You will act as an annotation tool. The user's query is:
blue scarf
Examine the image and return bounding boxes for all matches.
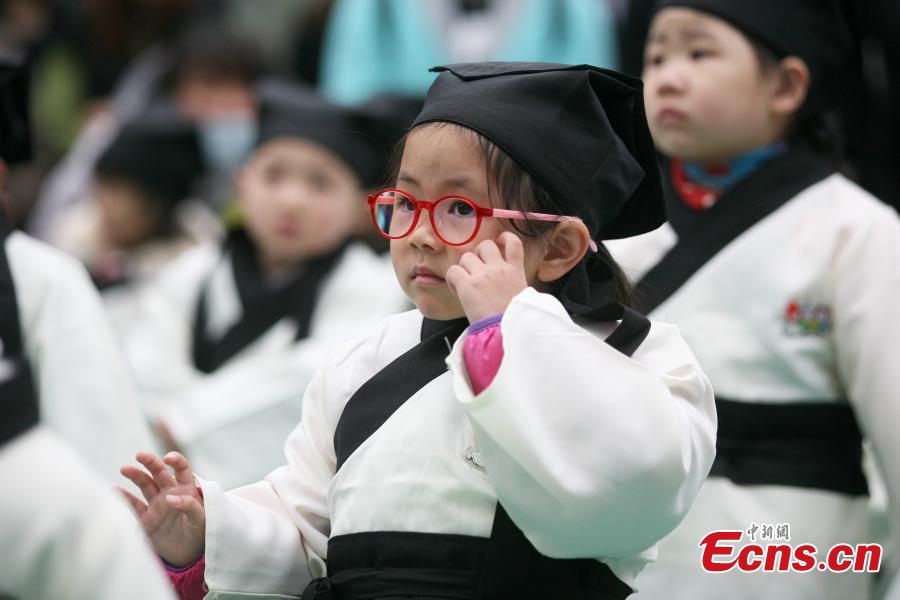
[683,142,788,190]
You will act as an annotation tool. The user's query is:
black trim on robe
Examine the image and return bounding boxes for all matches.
[0,216,24,357]
[711,398,867,496]
[317,304,651,599]
[634,147,834,313]
[0,355,38,446]
[0,213,38,446]
[333,316,469,472]
[191,229,347,373]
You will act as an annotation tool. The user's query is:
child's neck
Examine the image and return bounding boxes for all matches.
[672,141,788,210]
[256,253,305,283]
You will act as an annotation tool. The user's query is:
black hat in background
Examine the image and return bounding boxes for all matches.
[95,105,204,207]
[651,0,853,110]
[256,79,421,188]
[0,53,32,165]
[411,62,666,315]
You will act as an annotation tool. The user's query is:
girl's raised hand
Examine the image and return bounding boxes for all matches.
[446,231,529,323]
[119,451,206,567]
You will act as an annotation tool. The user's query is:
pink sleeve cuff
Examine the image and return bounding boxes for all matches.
[463,314,505,395]
[163,555,207,600]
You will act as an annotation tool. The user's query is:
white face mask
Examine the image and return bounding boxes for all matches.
[198,114,257,171]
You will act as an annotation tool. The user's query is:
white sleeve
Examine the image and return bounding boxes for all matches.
[0,428,176,600]
[446,287,717,559]
[831,201,900,586]
[8,234,158,483]
[201,338,367,597]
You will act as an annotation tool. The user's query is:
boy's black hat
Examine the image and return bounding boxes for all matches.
[95,105,204,207]
[256,80,421,188]
[0,53,32,165]
[652,0,853,109]
[412,62,665,242]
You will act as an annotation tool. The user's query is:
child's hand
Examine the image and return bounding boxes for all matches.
[119,451,206,567]
[446,231,528,323]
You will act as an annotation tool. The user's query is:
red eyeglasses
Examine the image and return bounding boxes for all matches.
[368,189,596,250]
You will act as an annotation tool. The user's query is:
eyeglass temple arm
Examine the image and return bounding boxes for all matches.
[489,208,599,252]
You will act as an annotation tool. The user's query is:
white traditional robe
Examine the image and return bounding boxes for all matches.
[192,288,716,598]
[608,171,900,599]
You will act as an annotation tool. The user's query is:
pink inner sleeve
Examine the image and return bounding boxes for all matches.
[463,320,505,395]
[163,555,206,600]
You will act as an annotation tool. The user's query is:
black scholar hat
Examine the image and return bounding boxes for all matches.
[95,105,204,207]
[256,80,421,189]
[412,62,665,242]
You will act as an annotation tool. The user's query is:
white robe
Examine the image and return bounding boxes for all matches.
[0,427,176,600]
[608,174,900,599]
[125,241,410,490]
[194,287,716,598]
[6,231,157,483]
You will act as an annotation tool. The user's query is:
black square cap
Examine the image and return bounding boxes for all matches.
[95,104,204,206]
[412,62,666,241]
[256,80,421,188]
[652,0,853,110]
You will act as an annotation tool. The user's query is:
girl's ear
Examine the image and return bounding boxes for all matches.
[535,220,592,283]
[770,56,810,119]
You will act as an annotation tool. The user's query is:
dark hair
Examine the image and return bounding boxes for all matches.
[387,122,636,306]
[750,39,841,162]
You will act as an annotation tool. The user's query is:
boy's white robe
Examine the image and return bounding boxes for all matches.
[126,241,409,490]
[608,174,900,599]
[194,288,716,598]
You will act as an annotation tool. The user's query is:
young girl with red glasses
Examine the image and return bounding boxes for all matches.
[121,62,716,600]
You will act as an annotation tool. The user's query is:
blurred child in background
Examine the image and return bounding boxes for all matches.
[608,1,900,598]
[124,80,409,490]
[55,106,219,337]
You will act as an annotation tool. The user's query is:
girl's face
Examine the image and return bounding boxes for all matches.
[238,138,361,273]
[391,125,545,320]
[642,8,785,164]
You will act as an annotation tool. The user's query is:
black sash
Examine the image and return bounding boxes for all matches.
[192,230,347,373]
[312,304,651,599]
[711,397,867,496]
[0,213,38,446]
[635,148,833,313]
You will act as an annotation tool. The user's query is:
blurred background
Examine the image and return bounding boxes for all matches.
[1,0,896,244]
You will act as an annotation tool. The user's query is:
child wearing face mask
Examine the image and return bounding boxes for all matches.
[606,2,900,599]
[123,81,409,492]
[121,63,716,600]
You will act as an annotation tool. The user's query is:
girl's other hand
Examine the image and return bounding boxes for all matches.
[119,451,206,567]
[446,231,528,323]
